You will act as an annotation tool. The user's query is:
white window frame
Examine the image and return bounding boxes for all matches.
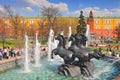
[30,20,34,24]
[95,20,99,24]
[106,20,110,24]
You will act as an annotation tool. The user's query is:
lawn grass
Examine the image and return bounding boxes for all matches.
[0,39,25,48]
[0,39,15,48]
[0,39,47,48]
[0,39,119,53]
[90,46,120,53]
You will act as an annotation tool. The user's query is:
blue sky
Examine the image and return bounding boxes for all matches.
[0,0,120,17]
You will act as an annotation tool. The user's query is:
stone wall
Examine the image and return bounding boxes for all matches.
[0,56,23,73]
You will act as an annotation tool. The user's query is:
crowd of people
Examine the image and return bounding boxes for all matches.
[0,46,23,60]
[0,44,119,61]
[106,48,120,58]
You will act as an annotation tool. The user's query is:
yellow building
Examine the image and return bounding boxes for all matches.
[1,15,120,38]
[93,18,120,37]
[87,11,120,37]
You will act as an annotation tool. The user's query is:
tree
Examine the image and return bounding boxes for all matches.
[113,24,120,42]
[37,17,46,39]
[4,5,24,39]
[3,5,26,49]
[0,11,6,48]
[41,5,61,29]
[76,11,86,34]
[19,17,28,39]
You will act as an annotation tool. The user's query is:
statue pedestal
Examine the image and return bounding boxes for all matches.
[58,64,81,77]
[58,61,95,77]
[84,61,95,75]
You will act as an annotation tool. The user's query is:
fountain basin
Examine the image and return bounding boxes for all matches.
[0,51,47,73]
[0,56,23,73]
[0,57,120,80]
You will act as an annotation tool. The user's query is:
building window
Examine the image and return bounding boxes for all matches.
[22,20,26,24]
[117,21,120,24]
[96,26,99,29]
[5,20,9,25]
[106,20,110,24]
[95,20,99,24]
[105,26,110,30]
[30,20,34,24]
[5,20,9,28]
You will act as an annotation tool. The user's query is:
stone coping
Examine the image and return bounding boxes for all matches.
[0,56,23,64]
[0,51,47,64]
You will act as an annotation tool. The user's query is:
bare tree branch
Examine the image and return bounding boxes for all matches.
[4,5,13,18]
[41,5,61,28]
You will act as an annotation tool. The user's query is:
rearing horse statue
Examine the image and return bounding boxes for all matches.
[68,34,90,63]
[68,34,101,64]
[51,34,74,64]
[68,34,95,77]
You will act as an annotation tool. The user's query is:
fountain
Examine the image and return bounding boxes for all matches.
[0,12,120,80]
[68,26,72,38]
[68,26,72,47]
[34,33,41,67]
[86,24,90,47]
[24,34,31,73]
[0,32,120,80]
[60,31,64,36]
[48,28,54,61]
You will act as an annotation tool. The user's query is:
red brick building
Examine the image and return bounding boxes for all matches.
[87,11,120,37]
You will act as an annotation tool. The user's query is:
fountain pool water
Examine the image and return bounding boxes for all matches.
[0,57,120,80]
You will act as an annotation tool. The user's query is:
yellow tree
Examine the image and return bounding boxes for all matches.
[113,24,120,42]
[18,17,28,39]
[4,5,24,39]
[0,11,6,48]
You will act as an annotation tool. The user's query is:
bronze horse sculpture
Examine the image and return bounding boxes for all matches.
[68,34,97,63]
[51,34,74,64]
[68,34,104,77]
[51,34,114,77]
[51,34,94,77]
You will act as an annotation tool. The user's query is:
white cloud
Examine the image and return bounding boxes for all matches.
[2,0,119,17]
[24,0,37,6]
[22,6,33,13]
[19,0,120,17]
[25,0,68,12]
[25,7,33,12]
[53,3,68,12]
[0,5,4,12]
[111,8,120,16]
[70,7,120,17]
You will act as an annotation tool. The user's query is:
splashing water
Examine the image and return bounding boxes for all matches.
[86,24,90,47]
[48,28,54,61]
[60,31,64,36]
[24,34,31,73]
[34,33,41,67]
[67,26,72,47]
